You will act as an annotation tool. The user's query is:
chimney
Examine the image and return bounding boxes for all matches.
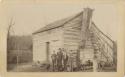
[80,8,93,49]
[82,8,93,31]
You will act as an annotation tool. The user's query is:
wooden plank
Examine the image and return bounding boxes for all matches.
[64,43,79,46]
[64,28,81,31]
[64,31,80,36]
[64,43,80,46]
[65,25,81,29]
[64,36,80,41]
[64,36,81,40]
[64,32,80,36]
[64,40,80,43]
[64,28,81,32]
[65,21,81,27]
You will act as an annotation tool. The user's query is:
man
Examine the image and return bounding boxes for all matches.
[51,51,57,71]
[62,49,68,71]
[57,52,60,71]
[69,50,73,72]
[57,48,63,71]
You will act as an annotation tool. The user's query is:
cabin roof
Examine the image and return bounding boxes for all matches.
[33,12,83,34]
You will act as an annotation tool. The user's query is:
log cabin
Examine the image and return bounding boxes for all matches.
[32,8,116,70]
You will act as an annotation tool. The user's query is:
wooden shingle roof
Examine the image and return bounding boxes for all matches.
[33,12,83,34]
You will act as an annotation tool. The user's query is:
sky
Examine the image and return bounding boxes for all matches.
[0,0,120,41]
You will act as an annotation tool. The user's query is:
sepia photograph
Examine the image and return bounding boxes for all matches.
[0,0,125,77]
[5,1,118,72]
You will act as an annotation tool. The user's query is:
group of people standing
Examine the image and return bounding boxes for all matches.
[51,48,69,72]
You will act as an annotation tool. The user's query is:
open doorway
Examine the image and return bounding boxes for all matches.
[46,42,50,62]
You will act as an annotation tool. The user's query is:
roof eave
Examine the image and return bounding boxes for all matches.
[32,25,64,35]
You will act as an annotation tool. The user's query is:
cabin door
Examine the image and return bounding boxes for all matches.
[46,42,50,62]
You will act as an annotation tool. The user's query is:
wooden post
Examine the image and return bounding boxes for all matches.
[16,45,19,71]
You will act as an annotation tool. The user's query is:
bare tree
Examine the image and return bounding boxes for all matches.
[7,17,15,50]
[7,17,15,64]
[7,17,15,40]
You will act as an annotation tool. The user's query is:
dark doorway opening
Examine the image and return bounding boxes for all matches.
[46,42,50,62]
